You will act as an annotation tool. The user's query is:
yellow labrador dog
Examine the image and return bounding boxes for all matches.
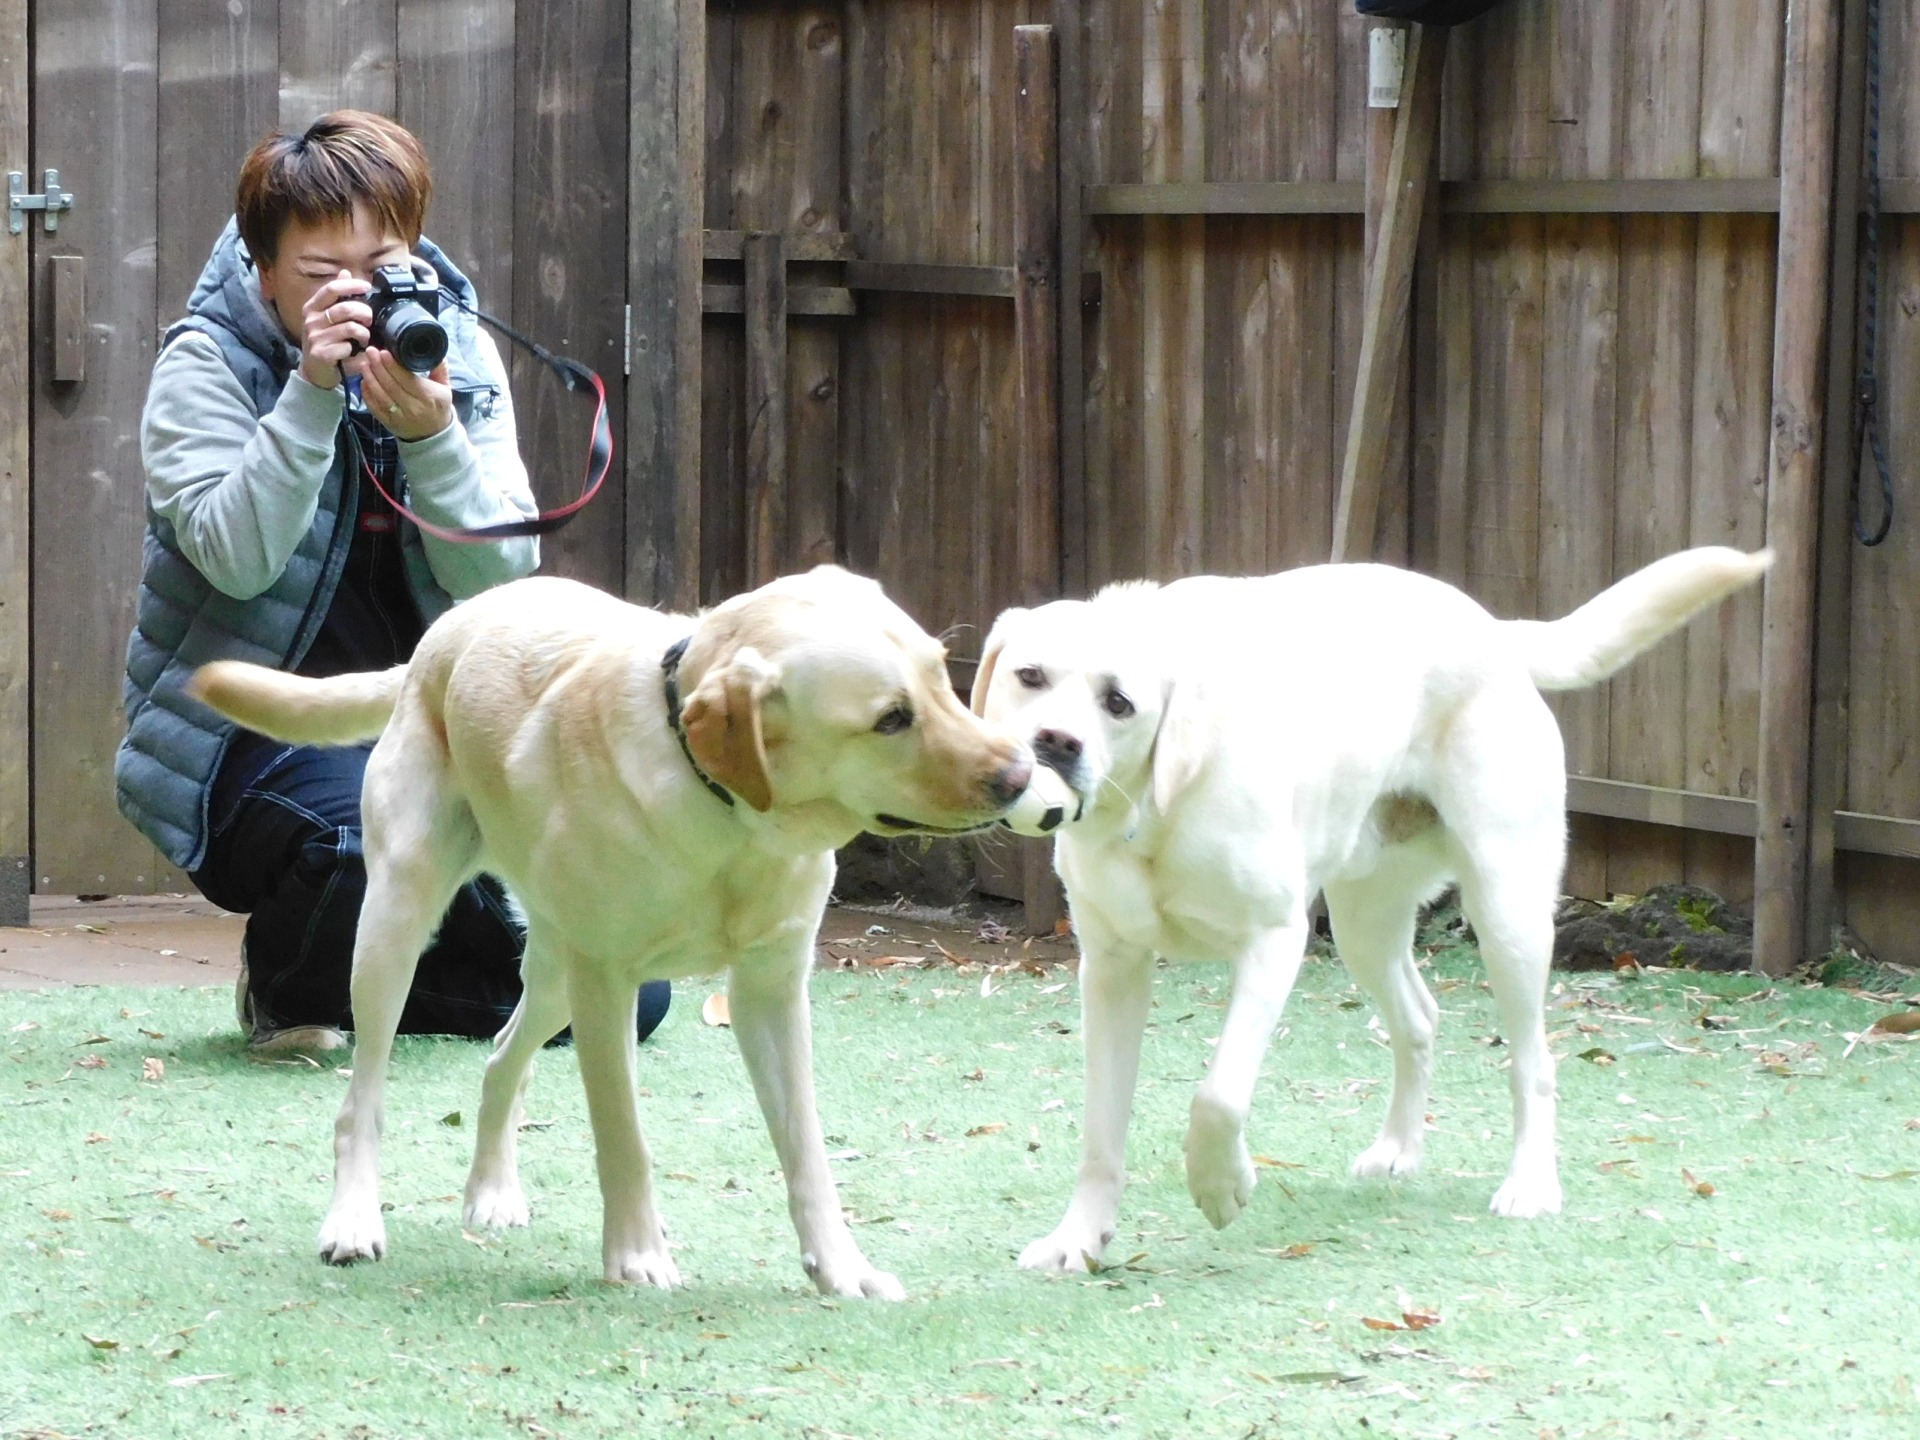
[191,566,1031,1297]
[974,547,1770,1272]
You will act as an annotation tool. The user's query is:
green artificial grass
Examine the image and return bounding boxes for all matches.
[4,933,1918,1439]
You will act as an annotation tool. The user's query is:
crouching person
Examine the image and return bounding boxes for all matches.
[114,110,669,1051]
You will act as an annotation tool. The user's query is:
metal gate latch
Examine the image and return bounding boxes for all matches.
[8,170,75,234]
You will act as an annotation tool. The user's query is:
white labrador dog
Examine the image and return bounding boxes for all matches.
[191,566,1031,1297]
[973,547,1770,1272]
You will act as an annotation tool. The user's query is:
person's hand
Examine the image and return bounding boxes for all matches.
[296,271,373,390]
[361,349,454,441]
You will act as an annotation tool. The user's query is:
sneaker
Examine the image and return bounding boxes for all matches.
[249,1023,350,1055]
[235,943,348,1053]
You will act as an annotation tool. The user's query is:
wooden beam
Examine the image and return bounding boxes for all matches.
[1566,777,1920,863]
[1084,177,1787,218]
[743,232,787,588]
[702,283,856,316]
[1806,0,1870,966]
[1753,0,1843,977]
[1331,23,1446,563]
[672,0,706,609]
[1014,22,1064,937]
[0,0,27,921]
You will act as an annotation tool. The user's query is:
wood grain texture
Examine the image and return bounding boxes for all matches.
[0,0,28,904]
[157,0,278,311]
[279,0,394,127]
[511,0,628,591]
[31,0,173,893]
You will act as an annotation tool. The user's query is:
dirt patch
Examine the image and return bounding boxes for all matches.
[1552,882,1753,973]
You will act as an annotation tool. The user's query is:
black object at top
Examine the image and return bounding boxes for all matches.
[1354,0,1507,24]
[367,262,448,374]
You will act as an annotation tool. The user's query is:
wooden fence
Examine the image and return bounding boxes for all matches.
[6,0,1920,969]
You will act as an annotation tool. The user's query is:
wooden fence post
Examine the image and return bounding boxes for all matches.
[1753,0,1843,977]
[744,231,788,588]
[1014,22,1064,935]
[0,0,28,922]
[1805,0,1871,967]
[1330,21,1446,564]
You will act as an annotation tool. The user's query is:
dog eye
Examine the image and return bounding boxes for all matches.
[1014,665,1046,690]
[1103,689,1135,719]
[873,705,914,735]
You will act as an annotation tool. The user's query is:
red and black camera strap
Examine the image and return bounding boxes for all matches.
[350,297,612,545]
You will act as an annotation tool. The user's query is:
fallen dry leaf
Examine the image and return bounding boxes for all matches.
[1260,1242,1314,1260]
[1361,1316,1407,1332]
[1682,1168,1715,1198]
[1398,1292,1442,1330]
[10,1021,38,1033]
[42,1208,73,1222]
[1613,953,1643,975]
[84,1132,109,1145]
[75,1055,106,1071]
[963,1068,985,1082]
[78,1034,111,1046]
[1252,1155,1305,1170]
[1053,917,1073,938]
[1577,1047,1616,1066]
[701,992,731,1027]
[142,1058,165,1083]
[1870,1011,1920,1036]
[82,1334,120,1350]
[965,1122,1008,1137]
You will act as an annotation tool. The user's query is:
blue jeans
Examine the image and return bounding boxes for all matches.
[192,738,670,1041]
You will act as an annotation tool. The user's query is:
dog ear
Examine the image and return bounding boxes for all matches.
[969,608,1028,715]
[1149,674,1211,816]
[680,646,778,812]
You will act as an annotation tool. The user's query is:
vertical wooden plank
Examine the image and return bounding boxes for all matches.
[1052,0,1087,596]
[0,0,28,916]
[784,7,844,575]
[1014,23,1062,607]
[1426,19,1477,593]
[1015,21,1064,936]
[1141,0,1205,580]
[1686,0,1781,902]
[31,0,167,894]
[1805,0,1869,959]
[627,0,704,607]
[1535,0,1623,900]
[743,231,788,587]
[512,0,628,592]
[1606,0,1704,901]
[1752,0,1842,976]
[279,0,396,127]
[840,0,885,587]
[1081,0,1143,592]
[399,0,514,334]
[157,0,279,315]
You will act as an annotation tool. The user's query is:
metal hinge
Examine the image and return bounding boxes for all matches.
[8,169,75,234]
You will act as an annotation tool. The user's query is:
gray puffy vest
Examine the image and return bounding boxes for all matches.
[116,218,499,871]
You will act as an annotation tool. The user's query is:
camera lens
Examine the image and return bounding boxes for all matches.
[375,300,449,374]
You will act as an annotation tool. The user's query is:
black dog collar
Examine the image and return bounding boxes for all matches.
[661,635,736,807]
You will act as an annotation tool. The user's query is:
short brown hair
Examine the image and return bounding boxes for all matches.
[235,110,432,265]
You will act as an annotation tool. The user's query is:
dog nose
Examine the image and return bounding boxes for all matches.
[1033,728,1083,770]
[985,754,1034,807]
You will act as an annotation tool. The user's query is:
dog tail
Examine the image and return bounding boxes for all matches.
[1511,546,1774,692]
[186,661,406,745]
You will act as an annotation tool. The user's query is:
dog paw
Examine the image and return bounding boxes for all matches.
[1185,1102,1256,1230]
[804,1251,906,1301]
[461,1178,530,1231]
[1489,1168,1563,1219]
[1350,1134,1424,1180]
[317,1202,387,1265]
[606,1245,681,1288]
[1017,1222,1113,1274]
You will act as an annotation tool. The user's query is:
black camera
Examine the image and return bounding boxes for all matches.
[367,262,448,374]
